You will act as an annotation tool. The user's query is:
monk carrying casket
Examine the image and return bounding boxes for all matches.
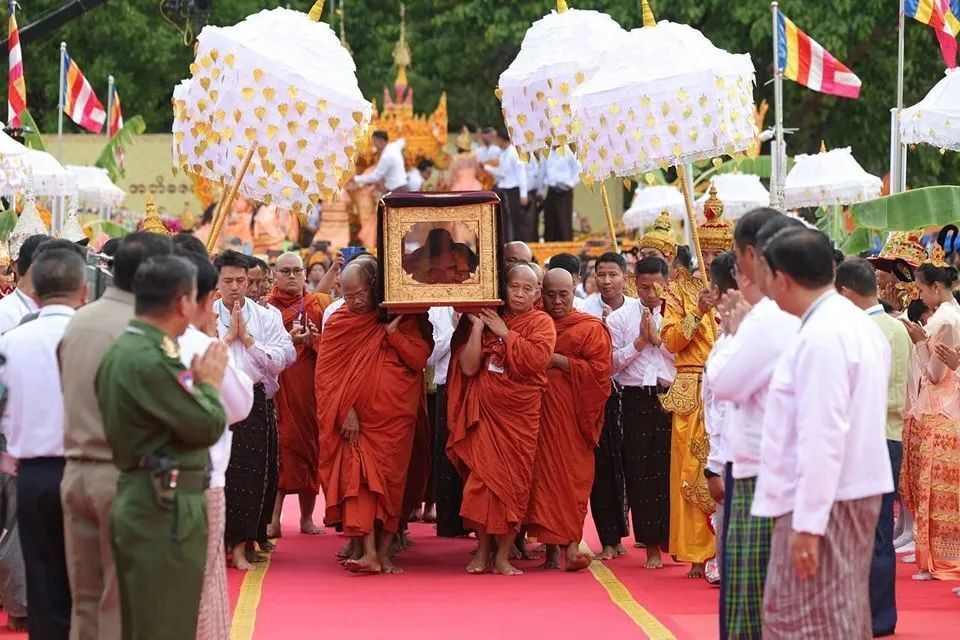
[526,269,612,572]
[315,261,433,574]
[446,264,556,575]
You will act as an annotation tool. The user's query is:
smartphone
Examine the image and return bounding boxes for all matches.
[341,246,367,263]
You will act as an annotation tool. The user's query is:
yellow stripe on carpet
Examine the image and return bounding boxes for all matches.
[580,543,676,640]
[230,555,271,640]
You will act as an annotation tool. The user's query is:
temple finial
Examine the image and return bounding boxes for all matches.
[557,0,569,12]
[308,1,325,22]
[642,0,656,27]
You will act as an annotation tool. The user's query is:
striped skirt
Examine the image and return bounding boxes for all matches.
[197,487,230,640]
[763,496,881,640]
[724,476,773,640]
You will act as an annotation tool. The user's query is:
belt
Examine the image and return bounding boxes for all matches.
[126,466,209,492]
[623,384,667,396]
[66,456,112,464]
[676,366,703,373]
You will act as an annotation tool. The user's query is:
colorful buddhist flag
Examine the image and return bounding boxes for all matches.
[7,2,26,128]
[776,13,862,99]
[905,0,959,68]
[61,51,105,134]
[108,83,125,169]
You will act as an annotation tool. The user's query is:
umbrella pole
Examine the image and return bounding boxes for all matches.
[676,164,708,285]
[599,182,619,253]
[206,144,258,253]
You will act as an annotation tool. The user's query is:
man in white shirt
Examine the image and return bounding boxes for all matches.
[473,127,499,163]
[484,129,528,243]
[706,209,802,637]
[0,234,47,334]
[353,131,409,193]
[407,159,434,192]
[752,227,893,638]
[607,256,675,569]
[586,252,633,559]
[0,247,87,638]
[175,250,253,637]
[541,146,580,241]
[213,250,295,570]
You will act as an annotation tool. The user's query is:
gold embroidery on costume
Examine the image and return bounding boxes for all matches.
[659,371,700,416]
[680,313,701,341]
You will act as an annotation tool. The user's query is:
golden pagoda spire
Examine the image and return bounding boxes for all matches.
[393,3,412,89]
[642,0,656,27]
[557,0,569,11]
[142,194,170,236]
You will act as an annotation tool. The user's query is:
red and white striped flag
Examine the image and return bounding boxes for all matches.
[62,51,105,134]
[7,2,26,128]
[108,83,125,169]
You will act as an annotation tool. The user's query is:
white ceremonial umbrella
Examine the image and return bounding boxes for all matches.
[901,68,960,151]
[173,2,372,251]
[696,174,769,220]
[784,147,881,209]
[0,129,28,192]
[571,0,756,281]
[622,185,684,230]
[18,149,75,197]
[497,1,626,158]
[66,165,125,207]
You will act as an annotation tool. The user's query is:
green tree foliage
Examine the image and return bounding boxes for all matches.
[15,1,958,187]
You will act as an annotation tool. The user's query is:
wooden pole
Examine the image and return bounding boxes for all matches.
[206,143,258,253]
[676,164,708,285]
[599,182,619,253]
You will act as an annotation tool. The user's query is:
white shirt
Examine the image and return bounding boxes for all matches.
[472,143,498,163]
[355,140,408,191]
[607,298,675,387]
[541,147,581,191]
[485,145,528,199]
[427,307,456,386]
[572,296,587,312]
[706,297,800,479]
[0,288,38,335]
[582,292,635,319]
[0,305,75,458]
[178,326,255,488]
[322,297,345,329]
[751,292,895,535]
[704,334,736,475]
[406,169,424,191]
[213,299,295,399]
[525,156,542,195]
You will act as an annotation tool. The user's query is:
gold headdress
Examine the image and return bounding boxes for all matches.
[698,186,734,253]
[141,194,170,236]
[868,231,928,272]
[926,244,950,268]
[455,126,472,152]
[639,211,677,261]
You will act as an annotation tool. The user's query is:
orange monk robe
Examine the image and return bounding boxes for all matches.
[526,312,612,544]
[267,286,333,494]
[446,310,556,535]
[315,310,433,535]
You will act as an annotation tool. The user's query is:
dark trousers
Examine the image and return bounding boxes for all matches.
[870,439,902,637]
[425,390,437,504]
[544,187,574,241]
[590,385,629,548]
[719,462,734,639]
[433,385,466,537]
[17,457,70,640]
[621,386,671,548]
[513,198,540,243]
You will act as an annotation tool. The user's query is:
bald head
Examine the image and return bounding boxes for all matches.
[504,241,533,266]
[543,268,575,319]
[340,261,377,314]
[276,251,306,294]
[504,263,539,315]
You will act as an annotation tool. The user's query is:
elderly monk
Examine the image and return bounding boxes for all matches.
[315,261,432,574]
[504,241,533,266]
[527,269,612,571]
[267,252,332,537]
[447,264,556,575]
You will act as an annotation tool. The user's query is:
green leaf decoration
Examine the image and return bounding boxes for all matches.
[0,210,17,242]
[841,227,879,255]
[94,115,146,183]
[83,219,129,239]
[17,110,46,152]
[850,186,960,230]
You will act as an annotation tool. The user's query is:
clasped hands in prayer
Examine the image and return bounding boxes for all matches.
[290,318,320,345]
[633,308,662,351]
[222,301,254,348]
[190,342,228,388]
[717,289,753,335]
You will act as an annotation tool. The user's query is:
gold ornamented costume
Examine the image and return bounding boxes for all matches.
[639,210,678,262]
[869,231,928,310]
[658,188,732,564]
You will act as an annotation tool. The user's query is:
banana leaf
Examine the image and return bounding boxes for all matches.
[850,186,960,230]
[94,115,146,183]
[841,227,880,255]
[0,210,16,241]
[17,110,45,152]
[83,219,129,239]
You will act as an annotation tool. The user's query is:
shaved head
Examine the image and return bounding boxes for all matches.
[275,251,303,268]
[504,241,533,266]
[505,263,538,314]
[276,251,306,294]
[340,261,378,313]
[543,268,575,319]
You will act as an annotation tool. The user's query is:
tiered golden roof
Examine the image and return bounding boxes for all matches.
[869,231,928,271]
[141,194,171,236]
[698,186,734,252]
[639,211,678,261]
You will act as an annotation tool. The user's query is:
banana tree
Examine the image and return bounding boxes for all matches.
[94,115,146,183]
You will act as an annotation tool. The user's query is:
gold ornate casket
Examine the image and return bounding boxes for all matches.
[377,191,503,313]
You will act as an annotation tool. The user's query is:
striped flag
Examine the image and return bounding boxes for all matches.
[776,13,861,99]
[7,2,26,128]
[61,51,105,133]
[906,0,959,68]
[108,83,125,169]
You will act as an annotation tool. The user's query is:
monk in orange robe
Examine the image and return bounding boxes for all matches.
[267,252,332,537]
[315,261,433,574]
[527,269,612,571]
[446,264,556,575]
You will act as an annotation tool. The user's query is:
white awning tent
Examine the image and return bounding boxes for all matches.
[622,185,685,230]
[13,149,76,197]
[784,147,882,209]
[66,165,125,207]
[696,173,769,220]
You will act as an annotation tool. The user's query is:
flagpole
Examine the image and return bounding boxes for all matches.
[105,75,114,141]
[771,2,785,211]
[57,41,65,162]
[891,0,905,195]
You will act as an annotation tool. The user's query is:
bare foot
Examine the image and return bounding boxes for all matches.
[300,520,325,535]
[422,504,437,523]
[232,554,256,571]
[615,544,628,557]
[912,571,933,581]
[259,539,276,552]
[509,545,522,560]
[335,542,352,560]
[595,545,618,560]
[380,558,405,575]
[538,545,561,570]
[493,558,523,576]
[644,546,664,569]
[345,553,382,574]
[466,555,488,574]
[266,523,282,539]
[565,544,591,572]
[686,563,705,579]
[6,615,27,632]
[408,508,422,522]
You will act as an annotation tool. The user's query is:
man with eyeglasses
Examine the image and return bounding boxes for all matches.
[266,252,333,538]
[213,250,295,571]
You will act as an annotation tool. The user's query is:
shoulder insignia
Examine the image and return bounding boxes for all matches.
[161,336,180,359]
[177,370,195,393]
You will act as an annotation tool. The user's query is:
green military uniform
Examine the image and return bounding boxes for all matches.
[96,320,226,640]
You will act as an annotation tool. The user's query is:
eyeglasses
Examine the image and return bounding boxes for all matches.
[277,267,305,277]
